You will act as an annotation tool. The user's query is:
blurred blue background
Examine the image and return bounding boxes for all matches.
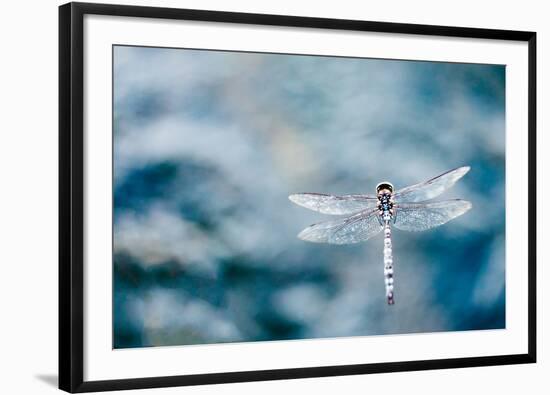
[113,45,505,348]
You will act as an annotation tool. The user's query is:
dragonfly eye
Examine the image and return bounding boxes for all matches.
[376,182,394,194]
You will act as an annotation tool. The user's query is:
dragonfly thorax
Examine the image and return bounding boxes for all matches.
[377,189,394,222]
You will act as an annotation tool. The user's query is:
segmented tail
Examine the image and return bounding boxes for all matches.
[383,222,394,305]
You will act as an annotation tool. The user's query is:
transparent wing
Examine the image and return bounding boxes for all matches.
[297,209,383,244]
[394,200,472,231]
[394,166,470,203]
[289,193,378,215]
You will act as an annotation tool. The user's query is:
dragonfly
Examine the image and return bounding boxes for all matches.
[289,166,472,305]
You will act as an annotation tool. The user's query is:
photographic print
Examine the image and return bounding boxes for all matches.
[112,45,505,349]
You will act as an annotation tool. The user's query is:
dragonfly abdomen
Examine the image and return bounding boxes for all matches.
[383,223,394,305]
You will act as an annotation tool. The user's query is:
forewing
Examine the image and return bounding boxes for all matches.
[394,166,470,203]
[289,193,378,215]
[298,209,383,244]
[394,200,472,232]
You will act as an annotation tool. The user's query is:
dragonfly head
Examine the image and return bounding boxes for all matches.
[376,182,394,195]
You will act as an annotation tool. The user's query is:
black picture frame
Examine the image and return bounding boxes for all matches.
[59,2,537,392]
